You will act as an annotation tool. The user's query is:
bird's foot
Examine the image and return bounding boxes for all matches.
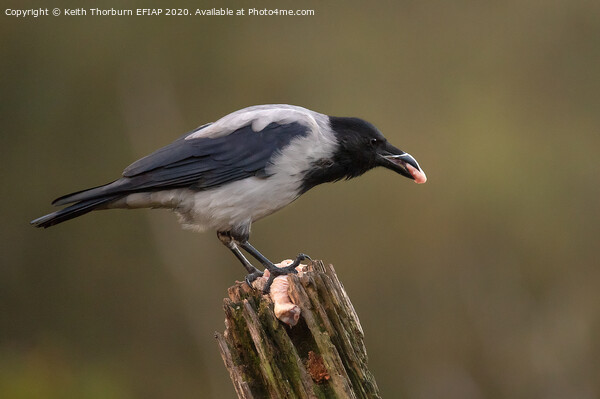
[261,254,311,293]
[244,269,264,287]
[280,253,311,274]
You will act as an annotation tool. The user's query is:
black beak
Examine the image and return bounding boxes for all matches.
[377,142,427,184]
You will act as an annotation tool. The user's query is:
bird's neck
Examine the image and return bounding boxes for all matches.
[299,155,371,194]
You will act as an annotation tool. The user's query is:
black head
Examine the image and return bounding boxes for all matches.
[328,116,427,181]
[300,116,426,193]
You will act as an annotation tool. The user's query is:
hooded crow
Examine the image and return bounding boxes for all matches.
[31,104,426,290]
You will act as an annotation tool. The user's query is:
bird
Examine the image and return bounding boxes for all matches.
[31,104,427,291]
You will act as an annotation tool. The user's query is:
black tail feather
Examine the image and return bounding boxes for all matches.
[31,195,122,228]
[52,179,122,206]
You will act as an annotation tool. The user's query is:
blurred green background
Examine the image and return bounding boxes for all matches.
[2,1,599,398]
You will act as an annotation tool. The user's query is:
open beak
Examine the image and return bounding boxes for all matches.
[378,142,427,184]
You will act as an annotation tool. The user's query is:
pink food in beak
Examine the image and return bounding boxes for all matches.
[406,163,427,184]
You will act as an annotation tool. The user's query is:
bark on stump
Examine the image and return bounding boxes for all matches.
[215,260,382,399]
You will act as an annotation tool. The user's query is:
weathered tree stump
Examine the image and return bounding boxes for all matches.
[215,260,381,399]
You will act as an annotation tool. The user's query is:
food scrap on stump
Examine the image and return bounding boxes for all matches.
[251,259,307,327]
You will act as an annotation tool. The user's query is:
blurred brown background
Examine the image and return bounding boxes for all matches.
[2,1,599,398]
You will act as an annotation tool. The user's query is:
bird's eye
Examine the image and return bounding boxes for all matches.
[369,138,386,148]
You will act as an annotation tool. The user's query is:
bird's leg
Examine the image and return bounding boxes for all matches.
[231,246,264,285]
[238,241,287,274]
[220,228,311,293]
[217,232,263,284]
[239,241,311,292]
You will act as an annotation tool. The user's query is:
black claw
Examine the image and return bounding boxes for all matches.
[244,270,264,287]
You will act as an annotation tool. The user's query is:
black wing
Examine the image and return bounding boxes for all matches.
[52,122,309,205]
